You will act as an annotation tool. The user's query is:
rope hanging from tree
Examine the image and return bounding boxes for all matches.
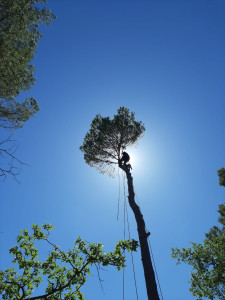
[117,165,121,221]
[119,161,163,300]
[147,237,164,300]
[123,171,139,300]
[117,169,139,300]
[123,171,126,300]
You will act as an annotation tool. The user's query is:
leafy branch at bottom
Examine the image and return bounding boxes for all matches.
[0,224,138,300]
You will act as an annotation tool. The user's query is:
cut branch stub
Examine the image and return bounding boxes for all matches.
[80,107,145,176]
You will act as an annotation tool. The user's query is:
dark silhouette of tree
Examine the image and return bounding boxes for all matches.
[80,107,145,176]
[80,107,160,300]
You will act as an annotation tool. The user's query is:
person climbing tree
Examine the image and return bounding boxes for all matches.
[120,151,132,169]
[121,151,130,164]
[80,107,160,300]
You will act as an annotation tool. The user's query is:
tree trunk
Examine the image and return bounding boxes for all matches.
[119,163,160,300]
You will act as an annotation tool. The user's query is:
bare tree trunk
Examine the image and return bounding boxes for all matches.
[119,163,160,300]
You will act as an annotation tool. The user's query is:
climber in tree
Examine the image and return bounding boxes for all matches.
[121,151,130,165]
[119,151,132,169]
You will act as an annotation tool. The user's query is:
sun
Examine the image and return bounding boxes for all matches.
[126,147,142,170]
[125,144,153,176]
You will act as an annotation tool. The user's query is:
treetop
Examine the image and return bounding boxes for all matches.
[80,107,145,176]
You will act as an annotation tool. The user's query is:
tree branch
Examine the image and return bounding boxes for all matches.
[4,281,25,299]
[0,135,28,182]
[95,263,105,293]
[23,260,91,300]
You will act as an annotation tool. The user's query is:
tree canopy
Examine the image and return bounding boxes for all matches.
[80,107,145,176]
[0,224,138,300]
[0,0,55,129]
[172,170,225,300]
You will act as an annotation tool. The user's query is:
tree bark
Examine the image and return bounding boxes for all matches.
[119,163,160,300]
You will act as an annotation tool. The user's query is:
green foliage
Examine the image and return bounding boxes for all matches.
[218,168,225,187]
[80,107,145,176]
[0,97,39,129]
[205,204,225,241]
[172,178,225,300]
[0,0,55,129]
[172,170,225,299]
[172,234,225,299]
[0,224,138,299]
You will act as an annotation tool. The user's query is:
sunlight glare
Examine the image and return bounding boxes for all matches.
[126,146,146,173]
[126,142,160,179]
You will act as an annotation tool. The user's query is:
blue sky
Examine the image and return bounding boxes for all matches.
[1,0,225,299]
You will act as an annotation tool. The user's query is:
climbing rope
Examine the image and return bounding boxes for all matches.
[123,170,126,300]
[124,191,139,299]
[118,168,165,300]
[117,165,121,221]
[147,237,164,300]
[122,171,139,300]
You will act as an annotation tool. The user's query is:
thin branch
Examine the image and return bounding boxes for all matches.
[94,157,118,165]
[0,135,28,182]
[43,237,77,271]
[95,263,105,294]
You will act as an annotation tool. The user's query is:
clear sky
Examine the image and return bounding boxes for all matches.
[1,0,225,299]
